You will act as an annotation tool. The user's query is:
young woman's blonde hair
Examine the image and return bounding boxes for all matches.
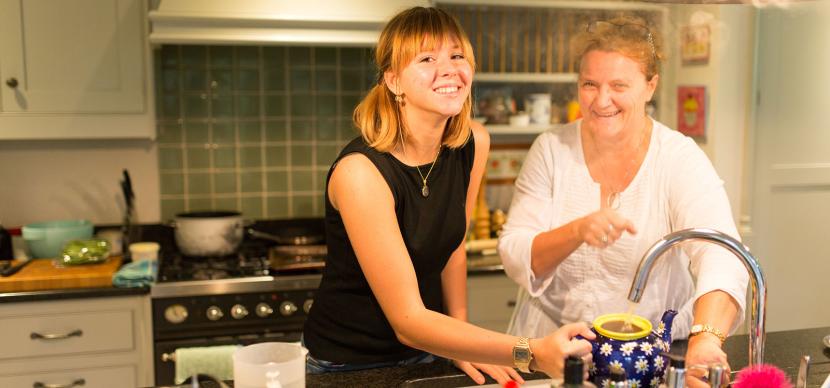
[571,15,663,81]
[353,7,476,152]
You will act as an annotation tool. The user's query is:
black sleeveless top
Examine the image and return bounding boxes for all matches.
[302,134,476,364]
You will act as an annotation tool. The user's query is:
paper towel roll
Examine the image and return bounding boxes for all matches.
[174,345,240,384]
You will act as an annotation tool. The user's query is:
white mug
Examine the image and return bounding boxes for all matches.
[526,93,552,124]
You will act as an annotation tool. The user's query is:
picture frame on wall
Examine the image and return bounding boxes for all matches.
[677,86,706,139]
[681,24,710,65]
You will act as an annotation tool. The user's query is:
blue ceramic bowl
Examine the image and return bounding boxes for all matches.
[22,220,94,259]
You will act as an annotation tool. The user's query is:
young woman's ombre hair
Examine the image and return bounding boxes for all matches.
[353,7,476,152]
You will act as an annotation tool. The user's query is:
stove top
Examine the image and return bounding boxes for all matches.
[152,239,325,298]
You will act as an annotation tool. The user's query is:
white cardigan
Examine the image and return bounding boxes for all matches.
[498,119,748,339]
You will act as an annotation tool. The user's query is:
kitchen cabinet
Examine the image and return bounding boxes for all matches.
[0,294,153,387]
[0,0,155,139]
[467,271,518,332]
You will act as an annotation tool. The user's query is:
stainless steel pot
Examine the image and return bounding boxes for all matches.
[172,211,244,256]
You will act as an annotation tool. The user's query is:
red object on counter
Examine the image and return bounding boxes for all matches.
[732,364,792,388]
[503,381,520,388]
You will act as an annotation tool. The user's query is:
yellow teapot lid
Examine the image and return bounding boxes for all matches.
[593,313,653,341]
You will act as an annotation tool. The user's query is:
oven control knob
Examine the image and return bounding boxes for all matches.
[231,304,248,319]
[164,304,189,324]
[303,299,313,314]
[206,306,224,321]
[279,301,298,316]
[255,303,273,318]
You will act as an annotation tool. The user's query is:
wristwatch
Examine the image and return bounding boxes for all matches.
[512,337,534,373]
[690,324,726,343]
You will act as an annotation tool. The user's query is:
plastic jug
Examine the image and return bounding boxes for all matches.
[233,342,308,388]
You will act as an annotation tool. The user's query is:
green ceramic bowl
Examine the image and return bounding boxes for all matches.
[22,220,94,259]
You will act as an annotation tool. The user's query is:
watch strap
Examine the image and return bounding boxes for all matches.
[690,323,726,343]
[512,337,533,373]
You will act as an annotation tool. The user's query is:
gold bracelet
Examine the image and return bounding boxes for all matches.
[690,324,726,343]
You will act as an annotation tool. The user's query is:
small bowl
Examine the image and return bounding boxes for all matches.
[60,238,110,266]
[509,113,530,127]
[23,220,94,259]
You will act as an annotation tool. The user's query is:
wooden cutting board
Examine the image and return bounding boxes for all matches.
[0,256,122,292]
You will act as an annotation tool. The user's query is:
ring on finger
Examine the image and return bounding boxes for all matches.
[608,223,614,232]
[600,234,608,244]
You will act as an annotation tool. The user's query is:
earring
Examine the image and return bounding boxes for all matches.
[394,94,403,103]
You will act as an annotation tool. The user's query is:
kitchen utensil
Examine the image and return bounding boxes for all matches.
[823,335,830,348]
[1,258,34,277]
[172,211,245,256]
[269,245,326,271]
[582,310,677,387]
[233,342,308,388]
[247,228,324,246]
[22,219,94,258]
[121,169,135,256]
[796,355,810,388]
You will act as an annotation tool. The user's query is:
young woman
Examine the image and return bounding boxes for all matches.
[302,6,593,385]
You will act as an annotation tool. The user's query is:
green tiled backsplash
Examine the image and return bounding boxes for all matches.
[156,45,374,220]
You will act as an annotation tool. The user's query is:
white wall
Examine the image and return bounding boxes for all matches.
[664,5,756,230]
[0,140,160,227]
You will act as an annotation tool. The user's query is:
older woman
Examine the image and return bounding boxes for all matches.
[498,15,749,387]
[302,7,593,384]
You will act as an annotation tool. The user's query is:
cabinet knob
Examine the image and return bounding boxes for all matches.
[5,78,18,88]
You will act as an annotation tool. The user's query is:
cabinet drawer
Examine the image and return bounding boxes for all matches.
[0,310,134,360]
[0,365,136,388]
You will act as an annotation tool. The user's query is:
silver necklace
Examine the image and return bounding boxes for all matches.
[592,123,649,210]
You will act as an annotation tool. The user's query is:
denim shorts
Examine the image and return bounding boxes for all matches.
[302,336,437,374]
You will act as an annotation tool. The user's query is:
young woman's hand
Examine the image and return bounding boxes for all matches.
[530,322,595,378]
[452,359,525,386]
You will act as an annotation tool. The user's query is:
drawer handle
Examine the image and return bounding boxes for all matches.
[507,300,516,307]
[33,378,85,388]
[30,329,83,341]
[161,352,176,362]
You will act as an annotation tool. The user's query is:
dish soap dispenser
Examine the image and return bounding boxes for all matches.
[556,355,597,388]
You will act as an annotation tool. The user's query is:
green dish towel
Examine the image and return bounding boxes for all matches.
[112,259,157,288]
[174,345,240,384]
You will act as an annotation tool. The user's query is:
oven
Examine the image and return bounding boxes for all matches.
[149,220,326,386]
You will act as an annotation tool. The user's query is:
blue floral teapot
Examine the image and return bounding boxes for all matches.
[585,310,677,387]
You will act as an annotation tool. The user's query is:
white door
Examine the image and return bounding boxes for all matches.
[752,1,830,331]
[0,0,145,113]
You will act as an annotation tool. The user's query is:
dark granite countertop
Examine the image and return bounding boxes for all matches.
[149,326,830,388]
[0,285,149,303]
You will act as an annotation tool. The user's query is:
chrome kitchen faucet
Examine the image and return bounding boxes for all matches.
[627,228,767,366]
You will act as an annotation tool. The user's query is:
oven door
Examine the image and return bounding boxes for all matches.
[154,332,301,385]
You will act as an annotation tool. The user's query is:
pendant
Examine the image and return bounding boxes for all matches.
[421,185,430,198]
[607,191,621,210]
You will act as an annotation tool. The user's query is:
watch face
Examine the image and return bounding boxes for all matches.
[514,348,530,361]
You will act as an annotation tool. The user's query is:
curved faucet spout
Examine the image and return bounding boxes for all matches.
[627,228,767,366]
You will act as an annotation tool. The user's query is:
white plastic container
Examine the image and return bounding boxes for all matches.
[129,242,160,261]
[233,342,308,388]
[526,93,552,124]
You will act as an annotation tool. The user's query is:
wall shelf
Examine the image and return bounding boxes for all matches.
[486,124,553,135]
[476,72,578,83]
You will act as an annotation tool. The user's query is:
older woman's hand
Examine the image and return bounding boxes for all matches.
[575,209,637,248]
[685,334,730,388]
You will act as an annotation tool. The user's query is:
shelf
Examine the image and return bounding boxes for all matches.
[486,124,553,135]
[475,72,578,83]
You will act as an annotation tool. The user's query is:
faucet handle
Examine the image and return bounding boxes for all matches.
[707,363,726,387]
[796,355,811,388]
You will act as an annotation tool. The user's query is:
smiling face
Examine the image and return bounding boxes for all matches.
[578,50,658,136]
[385,37,473,124]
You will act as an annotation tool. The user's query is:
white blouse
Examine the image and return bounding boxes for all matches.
[498,119,749,339]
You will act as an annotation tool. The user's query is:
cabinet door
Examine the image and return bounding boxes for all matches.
[467,272,518,333]
[0,0,145,113]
